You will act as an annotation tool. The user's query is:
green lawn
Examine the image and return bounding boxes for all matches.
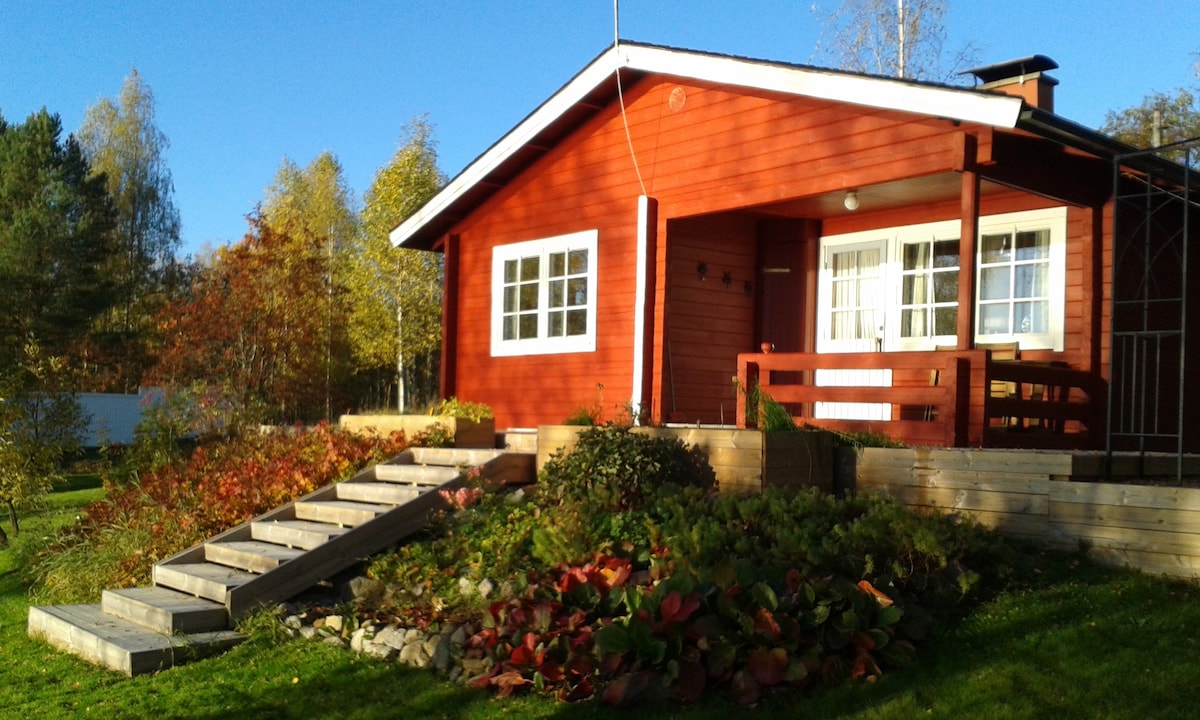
[4,487,1200,719]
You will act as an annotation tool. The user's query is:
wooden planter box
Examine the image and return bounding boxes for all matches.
[339,414,496,449]
[537,425,834,493]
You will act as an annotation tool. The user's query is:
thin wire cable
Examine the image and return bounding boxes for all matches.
[613,0,647,196]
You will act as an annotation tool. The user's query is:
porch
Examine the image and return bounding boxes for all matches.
[735,349,1107,449]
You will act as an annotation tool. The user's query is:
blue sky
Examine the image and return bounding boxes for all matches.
[2,1,1196,258]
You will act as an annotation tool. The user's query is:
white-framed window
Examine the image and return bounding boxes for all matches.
[817,207,1067,353]
[490,229,598,357]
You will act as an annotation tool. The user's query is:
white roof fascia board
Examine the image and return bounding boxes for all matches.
[618,44,1023,129]
[391,47,623,247]
[392,44,1024,247]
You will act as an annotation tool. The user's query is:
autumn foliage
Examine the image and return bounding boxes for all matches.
[31,423,408,598]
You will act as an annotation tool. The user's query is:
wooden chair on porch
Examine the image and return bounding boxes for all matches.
[925,342,1023,425]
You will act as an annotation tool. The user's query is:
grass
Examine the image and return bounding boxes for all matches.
[4,488,1200,718]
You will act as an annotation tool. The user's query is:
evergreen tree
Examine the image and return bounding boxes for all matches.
[0,109,118,369]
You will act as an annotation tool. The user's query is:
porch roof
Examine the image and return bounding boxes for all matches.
[390,42,1136,251]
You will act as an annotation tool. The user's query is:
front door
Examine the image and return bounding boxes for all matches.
[815,239,892,420]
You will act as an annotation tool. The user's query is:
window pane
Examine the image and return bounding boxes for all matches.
[567,278,587,306]
[1015,230,1049,261]
[566,309,587,336]
[902,274,926,304]
[933,270,958,303]
[503,315,518,341]
[902,242,928,271]
[548,279,564,308]
[981,233,1011,263]
[979,304,1009,335]
[503,286,517,313]
[549,252,565,277]
[519,282,539,311]
[504,259,518,284]
[934,307,957,336]
[518,314,538,339]
[1014,301,1048,334]
[901,308,926,338]
[1014,264,1046,299]
[980,267,1010,300]
[933,239,959,268]
[548,311,563,337]
[519,256,539,281]
[568,249,588,274]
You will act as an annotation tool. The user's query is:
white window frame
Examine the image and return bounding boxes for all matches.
[490,229,598,357]
[817,207,1067,353]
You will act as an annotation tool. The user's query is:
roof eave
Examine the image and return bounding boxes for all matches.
[391,43,1026,250]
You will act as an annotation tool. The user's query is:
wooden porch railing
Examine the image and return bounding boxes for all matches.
[735,350,1106,449]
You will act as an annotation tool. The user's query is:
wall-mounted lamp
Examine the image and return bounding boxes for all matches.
[697,262,708,281]
[843,190,860,211]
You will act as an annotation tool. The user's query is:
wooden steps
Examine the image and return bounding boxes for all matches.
[28,446,533,676]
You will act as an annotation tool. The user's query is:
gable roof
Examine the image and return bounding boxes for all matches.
[388,42,1099,250]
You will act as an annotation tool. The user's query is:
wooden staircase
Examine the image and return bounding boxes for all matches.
[27,447,533,676]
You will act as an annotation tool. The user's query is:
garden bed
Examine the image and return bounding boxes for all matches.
[536,424,834,493]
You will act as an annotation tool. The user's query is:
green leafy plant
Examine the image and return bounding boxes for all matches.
[537,425,716,513]
[427,397,493,423]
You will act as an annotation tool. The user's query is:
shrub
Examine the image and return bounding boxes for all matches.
[25,423,410,603]
[537,425,716,513]
[427,397,493,423]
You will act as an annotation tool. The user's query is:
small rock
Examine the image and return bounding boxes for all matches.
[404,629,426,647]
[350,627,369,653]
[399,642,430,668]
[431,637,451,672]
[299,626,318,640]
[448,666,463,683]
[375,626,407,650]
[477,579,495,599]
[458,577,474,597]
[461,657,492,676]
[449,625,468,646]
[362,642,398,661]
[323,635,348,649]
[283,615,303,630]
[324,615,344,633]
[346,576,385,605]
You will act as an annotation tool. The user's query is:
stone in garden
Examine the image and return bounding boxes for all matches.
[284,615,303,630]
[399,642,430,668]
[323,635,348,649]
[375,626,407,650]
[363,642,397,661]
[404,629,426,647]
[346,576,385,605]
[449,624,468,646]
[477,579,494,599]
[299,626,318,640]
[431,637,452,672]
[324,615,344,633]
[350,627,369,653]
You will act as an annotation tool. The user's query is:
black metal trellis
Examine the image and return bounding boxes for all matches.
[1108,138,1198,482]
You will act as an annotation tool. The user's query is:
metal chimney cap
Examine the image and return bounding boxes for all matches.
[961,55,1059,85]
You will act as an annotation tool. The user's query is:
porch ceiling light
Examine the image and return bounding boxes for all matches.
[843,190,860,211]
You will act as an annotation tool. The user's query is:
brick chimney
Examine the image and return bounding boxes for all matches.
[962,55,1059,113]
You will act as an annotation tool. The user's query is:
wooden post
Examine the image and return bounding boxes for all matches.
[957,138,980,351]
[440,233,460,399]
[737,358,760,429]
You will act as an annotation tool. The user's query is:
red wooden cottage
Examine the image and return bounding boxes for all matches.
[391,42,1198,452]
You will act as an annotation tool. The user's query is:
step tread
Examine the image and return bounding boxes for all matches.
[373,464,461,485]
[250,519,351,549]
[205,540,306,572]
[154,562,257,602]
[101,587,228,634]
[28,604,243,676]
[294,499,392,526]
[335,481,422,505]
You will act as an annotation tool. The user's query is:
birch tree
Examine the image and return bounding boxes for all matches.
[78,69,182,391]
[813,0,977,81]
[353,117,445,411]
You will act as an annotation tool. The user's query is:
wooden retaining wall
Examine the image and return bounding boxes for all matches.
[850,448,1200,580]
[537,425,833,494]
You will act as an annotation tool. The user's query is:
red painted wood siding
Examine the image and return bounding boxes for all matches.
[437,75,1118,430]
